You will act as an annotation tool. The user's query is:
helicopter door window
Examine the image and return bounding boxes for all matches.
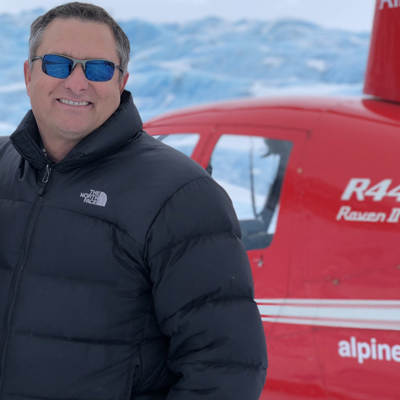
[153,133,200,158]
[210,134,292,250]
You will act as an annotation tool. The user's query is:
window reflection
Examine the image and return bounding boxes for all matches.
[154,133,200,158]
[211,134,292,250]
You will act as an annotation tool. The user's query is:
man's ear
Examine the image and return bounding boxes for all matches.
[119,72,129,94]
[24,60,32,97]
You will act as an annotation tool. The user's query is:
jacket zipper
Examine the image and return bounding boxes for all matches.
[0,165,52,391]
[39,164,52,195]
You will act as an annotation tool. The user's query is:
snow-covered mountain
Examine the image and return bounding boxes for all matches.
[0,9,370,135]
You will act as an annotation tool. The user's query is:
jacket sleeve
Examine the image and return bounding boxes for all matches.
[145,176,268,400]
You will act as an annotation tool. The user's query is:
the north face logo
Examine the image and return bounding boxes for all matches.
[80,189,108,207]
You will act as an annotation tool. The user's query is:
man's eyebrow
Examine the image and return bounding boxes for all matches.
[49,53,113,61]
[42,52,72,59]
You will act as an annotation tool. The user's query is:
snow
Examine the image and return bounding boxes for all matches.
[306,59,327,72]
[0,83,26,94]
[249,82,364,98]
[0,10,370,136]
[263,57,284,68]
[157,59,192,75]
[0,122,17,136]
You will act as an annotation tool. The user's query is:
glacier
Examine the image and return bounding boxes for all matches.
[0,9,370,136]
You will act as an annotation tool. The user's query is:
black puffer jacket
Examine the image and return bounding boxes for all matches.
[0,91,267,400]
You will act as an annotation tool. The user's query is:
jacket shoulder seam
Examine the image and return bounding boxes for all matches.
[143,175,212,258]
[148,229,236,261]
[160,295,254,325]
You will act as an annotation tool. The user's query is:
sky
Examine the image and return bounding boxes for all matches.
[0,0,376,32]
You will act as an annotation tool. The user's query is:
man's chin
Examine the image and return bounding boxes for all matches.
[52,125,95,144]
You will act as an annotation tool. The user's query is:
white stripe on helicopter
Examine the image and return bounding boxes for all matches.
[256,299,400,331]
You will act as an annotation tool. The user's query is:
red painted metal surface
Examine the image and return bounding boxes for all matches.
[145,96,326,131]
[144,96,400,400]
[364,0,400,103]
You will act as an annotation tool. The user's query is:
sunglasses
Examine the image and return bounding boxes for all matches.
[31,54,124,82]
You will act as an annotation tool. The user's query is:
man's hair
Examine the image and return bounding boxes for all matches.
[29,2,130,76]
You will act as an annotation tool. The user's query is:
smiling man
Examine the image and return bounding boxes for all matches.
[25,17,129,161]
[0,2,267,399]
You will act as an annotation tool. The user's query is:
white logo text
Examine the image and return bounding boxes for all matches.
[336,206,400,223]
[339,337,400,364]
[341,178,400,202]
[380,0,400,10]
[80,190,108,207]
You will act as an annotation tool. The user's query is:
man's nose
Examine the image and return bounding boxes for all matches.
[63,63,89,93]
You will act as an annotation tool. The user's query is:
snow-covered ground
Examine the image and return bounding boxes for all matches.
[0,10,370,136]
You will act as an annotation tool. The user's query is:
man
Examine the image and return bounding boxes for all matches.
[0,3,267,399]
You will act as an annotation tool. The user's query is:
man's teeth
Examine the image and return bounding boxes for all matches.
[59,99,89,106]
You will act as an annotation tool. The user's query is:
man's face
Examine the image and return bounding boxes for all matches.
[24,18,129,147]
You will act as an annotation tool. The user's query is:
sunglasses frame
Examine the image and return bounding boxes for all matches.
[31,54,124,82]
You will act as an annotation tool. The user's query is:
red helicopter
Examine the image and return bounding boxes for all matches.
[144,1,400,399]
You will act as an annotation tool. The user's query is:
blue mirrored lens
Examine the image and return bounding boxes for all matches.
[42,55,72,79]
[41,55,115,82]
[85,60,115,82]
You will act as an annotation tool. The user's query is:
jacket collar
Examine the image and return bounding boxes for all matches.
[10,90,142,171]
